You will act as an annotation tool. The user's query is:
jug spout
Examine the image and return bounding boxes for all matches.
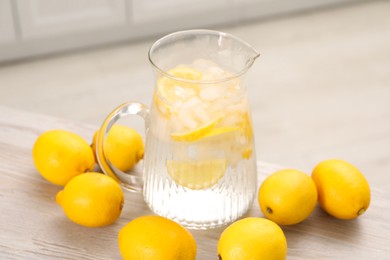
[236,37,260,61]
[229,33,260,72]
[243,43,260,73]
[212,30,260,76]
[250,47,260,61]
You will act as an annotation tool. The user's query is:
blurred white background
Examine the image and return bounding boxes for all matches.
[1,0,358,62]
[0,0,389,190]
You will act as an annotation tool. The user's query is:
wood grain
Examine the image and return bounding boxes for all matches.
[0,106,389,259]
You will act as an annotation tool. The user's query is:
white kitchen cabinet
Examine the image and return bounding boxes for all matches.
[231,0,356,22]
[0,0,362,63]
[0,0,16,44]
[16,0,126,39]
[131,0,227,25]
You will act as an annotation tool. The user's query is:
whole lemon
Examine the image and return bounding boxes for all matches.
[92,124,144,172]
[56,172,124,227]
[32,130,95,186]
[311,159,370,219]
[258,169,317,225]
[218,217,287,260]
[118,215,196,260]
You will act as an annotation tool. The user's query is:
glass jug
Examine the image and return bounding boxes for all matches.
[95,30,260,229]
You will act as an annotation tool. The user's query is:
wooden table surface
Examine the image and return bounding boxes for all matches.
[0,105,389,259]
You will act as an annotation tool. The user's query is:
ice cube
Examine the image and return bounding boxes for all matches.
[199,85,224,101]
[170,114,184,132]
[208,98,227,114]
[201,74,215,81]
[192,107,211,123]
[182,97,202,109]
[173,85,196,100]
[177,111,199,129]
[228,99,248,113]
[171,101,184,113]
[192,59,218,71]
[221,112,241,126]
[208,66,225,78]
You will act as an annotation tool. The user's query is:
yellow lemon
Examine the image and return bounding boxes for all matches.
[258,169,317,225]
[118,215,196,260]
[167,67,203,80]
[56,172,124,227]
[167,159,226,190]
[205,126,253,160]
[239,112,254,142]
[311,159,370,220]
[92,124,144,172]
[219,112,254,159]
[32,130,95,186]
[222,112,253,141]
[218,217,287,260]
[241,147,253,159]
[203,126,241,138]
[171,118,220,142]
[154,66,202,118]
[157,67,202,104]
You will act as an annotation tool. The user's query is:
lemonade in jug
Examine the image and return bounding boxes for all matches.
[96,30,260,229]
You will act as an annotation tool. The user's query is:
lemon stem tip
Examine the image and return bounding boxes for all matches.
[357,208,366,216]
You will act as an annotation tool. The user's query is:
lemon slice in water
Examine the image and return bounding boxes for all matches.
[171,118,220,142]
[167,159,226,190]
[203,126,241,138]
[158,67,202,103]
[167,67,203,80]
[155,67,203,118]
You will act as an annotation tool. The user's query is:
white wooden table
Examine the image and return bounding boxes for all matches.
[0,105,389,259]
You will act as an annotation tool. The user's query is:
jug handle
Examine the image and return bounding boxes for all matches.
[95,102,149,192]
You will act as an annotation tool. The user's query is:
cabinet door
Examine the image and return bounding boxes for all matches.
[16,0,126,39]
[231,0,353,21]
[0,0,16,44]
[131,0,228,25]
